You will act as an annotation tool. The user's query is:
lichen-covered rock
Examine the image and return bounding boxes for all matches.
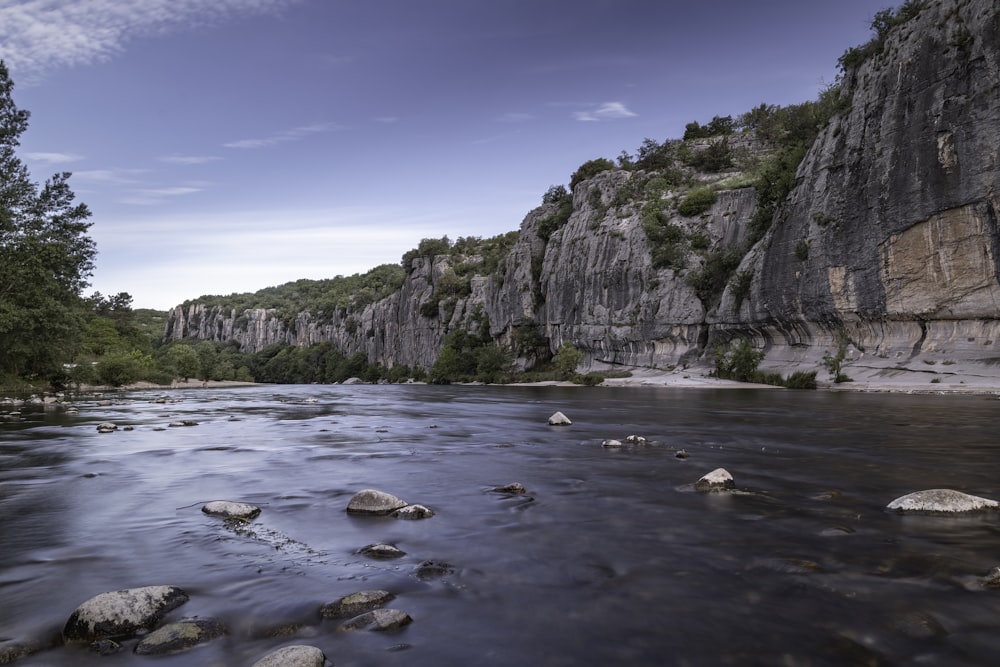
[357,543,406,559]
[251,645,326,667]
[694,468,735,492]
[320,590,395,619]
[392,504,434,519]
[338,608,412,632]
[133,618,226,655]
[490,482,526,494]
[548,411,571,426]
[201,500,261,521]
[346,489,408,515]
[886,489,999,514]
[63,586,189,642]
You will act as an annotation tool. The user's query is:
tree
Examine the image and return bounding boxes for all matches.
[165,344,200,381]
[0,61,96,380]
[551,343,583,380]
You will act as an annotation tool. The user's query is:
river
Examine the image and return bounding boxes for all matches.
[2,384,1000,665]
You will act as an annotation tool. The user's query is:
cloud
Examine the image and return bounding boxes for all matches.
[0,0,303,80]
[573,101,638,122]
[159,154,222,165]
[119,183,207,205]
[72,168,148,185]
[223,122,341,149]
[24,151,83,164]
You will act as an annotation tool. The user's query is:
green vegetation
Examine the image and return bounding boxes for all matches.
[641,203,687,270]
[683,115,735,140]
[569,158,615,190]
[837,1,930,73]
[0,62,97,385]
[677,186,718,217]
[822,338,853,383]
[713,340,816,389]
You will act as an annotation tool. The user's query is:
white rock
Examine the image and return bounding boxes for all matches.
[601,439,623,448]
[251,645,326,667]
[201,500,261,521]
[694,468,735,492]
[548,411,572,426]
[886,489,999,513]
[392,504,434,519]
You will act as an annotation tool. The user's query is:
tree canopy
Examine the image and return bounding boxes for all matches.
[0,61,97,380]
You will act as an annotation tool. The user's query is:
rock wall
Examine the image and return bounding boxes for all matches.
[165,0,1000,380]
[713,0,1000,375]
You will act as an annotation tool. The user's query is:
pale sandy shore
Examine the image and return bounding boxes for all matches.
[90,365,1000,396]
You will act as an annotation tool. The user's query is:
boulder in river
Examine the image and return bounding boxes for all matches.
[96,423,117,433]
[358,543,406,559]
[338,608,413,632]
[548,411,572,426]
[392,504,434,519]
[886,489,999,514]
[346,489,408,515]
[133,618,226,655]
[251,645,326,667]
[694,468,735,492]
[201,500,261,521]
[320,590,395,619]
[63,586,189,642]
[490,482,526,494]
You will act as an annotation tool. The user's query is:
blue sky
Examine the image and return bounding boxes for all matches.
[2,0,885,310]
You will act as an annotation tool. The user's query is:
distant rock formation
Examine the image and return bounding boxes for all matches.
[164,0,1000,381]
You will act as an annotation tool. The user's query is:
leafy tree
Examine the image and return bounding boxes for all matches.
[96,350,150,387]
[542,185,569,205]
[714,340,765,382]
[551,343,583,380]
[165,344,201,381]
[0,61,96,380]
[569,158,615,190]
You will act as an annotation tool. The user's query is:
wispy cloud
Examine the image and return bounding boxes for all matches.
[120,183,207,206]
[223,122,340,149]
[159,154,223,165]
[72,168,148,185]
[24,151,84,164]
[0,0,303,80]
[573,101,637,122]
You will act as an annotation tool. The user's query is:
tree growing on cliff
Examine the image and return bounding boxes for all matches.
[0,61,96,381]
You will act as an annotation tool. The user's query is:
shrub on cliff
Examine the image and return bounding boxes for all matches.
[677,187,717,217]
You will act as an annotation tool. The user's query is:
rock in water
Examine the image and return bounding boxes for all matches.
[201,500,261,521]
[320,590,395,619]
[357,543,407,559]
[133,618,226,655]
[694,468,735,492]
[886,489,999,514]
[251,645,326,667]
[548,411,572,426]
[63,586,189,642]
[346,489,408,515]
[392,504,434,519]
[339,608,413,632]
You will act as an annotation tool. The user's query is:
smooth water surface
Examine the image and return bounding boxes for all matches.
[3,385,1000,666]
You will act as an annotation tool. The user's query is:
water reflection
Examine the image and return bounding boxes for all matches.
[2,386,1000,665]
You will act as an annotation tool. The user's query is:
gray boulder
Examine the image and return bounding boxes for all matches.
[357,543,406,559]
[694,468,735,492]
[63,586,189,642]
[251,645,326,667]
[201,500,261,521]
[133,618,226,655]
[886,489,999,514]
[392,504,434,519]
[346,489,408,515]
[320,590,395,619]
[338,608,412,632]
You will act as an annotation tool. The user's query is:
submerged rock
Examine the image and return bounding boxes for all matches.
[392,504,434,519]
[96,423,117,433]
[320,590,395,619]
[339,608,412,632]
[625,434,648,444]
[886,489,999,514]
[490,482,527,494]
[346,489,408,515]
[357,543,406,559]
[133,618,226,655]
[414,560,455,580]
[63,586,189,642]
[201,500,261,521]
[548,411,572,426]
[251,645,326,667]
[601,439,623,448]
[694,468,735,492]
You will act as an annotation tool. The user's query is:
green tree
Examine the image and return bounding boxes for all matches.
[0,61,96,380]
[166,344,201,381]
[551,343,583,380]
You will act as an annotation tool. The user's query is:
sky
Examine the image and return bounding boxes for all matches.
[1,0,888,311]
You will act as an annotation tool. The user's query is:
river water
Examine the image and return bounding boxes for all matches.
[3,384,1000,666]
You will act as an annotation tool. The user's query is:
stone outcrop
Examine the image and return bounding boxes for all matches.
[886,488,999,514]
[714,0,1000,376]
[63,586,189,643]
[164,0,1000,381]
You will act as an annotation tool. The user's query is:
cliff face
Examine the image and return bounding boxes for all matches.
[165,0,1000,379]
[714,0,1000,376]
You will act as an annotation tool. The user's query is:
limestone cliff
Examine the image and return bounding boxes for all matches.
[714,0,1000,379]
[165,0,1000,382]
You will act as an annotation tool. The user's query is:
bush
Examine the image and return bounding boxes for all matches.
[552,343,583,380]
[687,250,743,305]
[677,187,717,217]
[714,340,764,382]
[570,158,615,190]
[783,371,818,389]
